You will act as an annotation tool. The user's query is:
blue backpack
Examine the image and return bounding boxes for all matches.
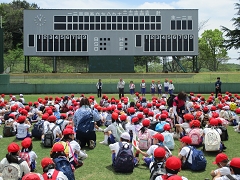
[113,142,134,173]
[189,146,207,171]
[53,157,75,180]
[31,120,44,139]
[155,121,167,132]
[77,111,94,133]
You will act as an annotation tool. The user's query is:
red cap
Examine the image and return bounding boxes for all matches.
[7,142,20,153]
[142,119,150,127]
[22,173,41,180]
[111,112,119,120]
[132,117,139,123]
[129,108,135,114]
[148,111,154,117]
[9,113,15,119]
[21,109,28,116]
[21,137,32,148]
[183,114,194,121]
[203,107,209,112]
[42,114,49,120]
[143,108,149,115]
[60,113,67,119]
[180,136,192,144]
[17,116,26,123]
[152,133,164,142]
[137,113,144,119]
[210,118,218,126]
[120,114,127,121]
[230,158,240,168]
[147,103,152,108]
[213,153,228,164]
[48,115,57,122]
[235,108,240,114]
[160,114,167,119]
[165,156,182,170]
[41,157,54,168]
[52,143,64,152]
[154,147,166,158]
[63,128,75,135]
[163,124,171,131]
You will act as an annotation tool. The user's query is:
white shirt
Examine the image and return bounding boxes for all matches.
[129,83,135,89]
[215,174,240,180]
[157,84,162,89]
[29,151,38,165]
[164,82,169,87]
[109,141,134,156]
[214,167,231,176]
[16,123,31,139]
[69,140,81,158]
[43,122,62,139]
[140,83,146,88]
[168,84,175,90]
[43,169,68,180]
[56,119,70,131]
[179,146,193,164]
[104,122,118,140]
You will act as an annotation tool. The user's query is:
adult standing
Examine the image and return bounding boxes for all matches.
[96,79,103,98]
[172,91,187,125]
[215,77,222,98]
[73,97,100,149]
[117,78,125,99]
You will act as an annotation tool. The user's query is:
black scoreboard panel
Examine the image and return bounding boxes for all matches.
[24,9,198,56]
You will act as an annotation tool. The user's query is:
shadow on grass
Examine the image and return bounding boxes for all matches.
[105,164,134,175]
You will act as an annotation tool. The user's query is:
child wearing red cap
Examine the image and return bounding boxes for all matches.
[211,153,230,179]
[150,80,157,97]
[22,172,43,180]
[41,157,68,180]
[129,81,135,99]
[20,137,38,172]
[140,79,146,97]
[155,156,188,180]
[16,116,32,140]
[168,80,175,95]
[213,157,240,180]
[135,133,172,167]
[0,142,30,178]
[178,136,193,170]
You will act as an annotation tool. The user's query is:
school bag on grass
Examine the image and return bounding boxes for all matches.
[1,159,24,180]
[189,146,207,171]
[77,110,94,133]
[162,132,175,150]
[138,129,152,150]
[149,162,166,180]
[204,128,221,151]
[43,124,57,147]
[188,128,202,146]
[53,156,75,180]
[31,120,44,139]
[113,142,134,173]
[3,123,16,137]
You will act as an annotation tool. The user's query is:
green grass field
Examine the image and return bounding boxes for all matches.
[0,94,240,180]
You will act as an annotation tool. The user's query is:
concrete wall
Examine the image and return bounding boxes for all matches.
[0,83,239,94]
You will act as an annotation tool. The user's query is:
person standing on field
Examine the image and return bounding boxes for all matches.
[96,79,103,98]
[215,77,222,98]
[117,78,125,99]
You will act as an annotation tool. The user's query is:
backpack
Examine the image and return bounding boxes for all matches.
[138,129,151,150]
[1,159,24,180]
[3,124,16,137]
[43,125,57,147]
[204,128,221,151]
[189,146,207,171]
[32,113,38,121]
[219,126,228,141]
[188,128,202,146]
[148,121,158,131]
[42,169,59,180]
[167,94,176,107]
[53,156,75,180]
[19,152,31,168]
[77,110,94,133]
[162,132,175,150]
[31,120,44,139]
[113,142,134,173]
[149,162,166,180]
[155,122,167,133]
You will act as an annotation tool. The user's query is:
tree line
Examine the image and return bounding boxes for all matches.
[0,0,239,73]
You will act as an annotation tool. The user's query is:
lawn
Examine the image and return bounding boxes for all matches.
[0,94,240,180]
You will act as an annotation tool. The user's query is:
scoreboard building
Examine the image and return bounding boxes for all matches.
[24,9,198,72]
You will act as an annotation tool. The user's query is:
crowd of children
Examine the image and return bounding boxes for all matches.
[0,90,240,179]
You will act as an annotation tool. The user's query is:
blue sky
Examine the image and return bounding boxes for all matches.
[0,0,239,63]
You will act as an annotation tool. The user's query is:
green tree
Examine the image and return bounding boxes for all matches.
[198,29,229,71]
[221,2,240,50]
[134,56,160,72]
[0,0,39,52]
[4,47,24,72]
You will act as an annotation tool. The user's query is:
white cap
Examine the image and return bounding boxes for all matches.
[223,106,230,110]
[19,94,23,97]
[120,132,130,141]
[160,105,166,110]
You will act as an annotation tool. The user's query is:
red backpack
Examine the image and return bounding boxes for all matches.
[19,152,31,167]
[42,170,59,180]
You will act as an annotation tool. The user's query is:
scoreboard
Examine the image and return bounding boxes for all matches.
[23,9,198,56]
